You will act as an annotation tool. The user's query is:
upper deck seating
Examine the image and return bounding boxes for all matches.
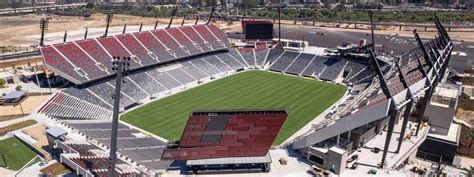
[41,46,88,83]
[179,26,213,51]
[75,40,113,69]
[192,25,225,50]
[151,30,188,58]
[42,24,232,85]
[167,28,202,55]
[54,43,107,80]
[133,32,175,62]
[115,34,156,66]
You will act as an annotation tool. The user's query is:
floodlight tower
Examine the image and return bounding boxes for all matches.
[368,11,375,51]
[107,56,131,177]
[278,5,281,42]
[39,18,48,47]
[104,13,113,37]
[207,6,215,25]
[167,8,176,29]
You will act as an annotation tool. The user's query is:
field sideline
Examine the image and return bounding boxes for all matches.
[122,70,347,145]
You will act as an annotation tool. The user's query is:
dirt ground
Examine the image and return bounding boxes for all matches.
[0,95,50,116]
[0,14,220,51]
[1,13,474,53]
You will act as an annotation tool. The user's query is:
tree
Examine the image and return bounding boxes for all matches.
[15,85,22,91]
[0,78,6,88]
[85,2,94,9]
[468,128,474,141]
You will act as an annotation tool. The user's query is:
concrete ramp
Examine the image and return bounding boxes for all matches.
[291,99,391,150]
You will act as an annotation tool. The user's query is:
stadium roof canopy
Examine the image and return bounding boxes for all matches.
[46,127,67,138]
[162,109,287,160]
[2,90,26,100]
[187,152,272,166]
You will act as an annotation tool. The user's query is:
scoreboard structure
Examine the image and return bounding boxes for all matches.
[242,21,274,40]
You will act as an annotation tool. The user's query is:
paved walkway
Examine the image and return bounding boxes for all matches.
[16,159,50,177]
[163,149,313,177]
[0,167,16,177]
[0,115,37,141]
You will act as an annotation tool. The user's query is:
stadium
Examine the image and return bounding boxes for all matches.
[0,8,461,177]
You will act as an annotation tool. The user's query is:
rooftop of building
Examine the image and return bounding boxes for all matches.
[428,123,461,144]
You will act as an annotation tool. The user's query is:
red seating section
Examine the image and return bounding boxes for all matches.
[207,24,231,48]
[41,47,87,82]
[75,40,113,69]
[151,30,187,58]
[134,32,174,62]
[179,26,212,51]
[162,110,287,160]
[41,24,230,84]
[167,28,201,54]
[97,37,130,58]
[54,43,106,79]
[192,25,222,49]
[97,37,141,68]
[70,157,110,170]
[115,34,155,65]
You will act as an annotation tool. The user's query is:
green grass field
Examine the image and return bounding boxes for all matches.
[0,137,37,170]
[122,70,346,145]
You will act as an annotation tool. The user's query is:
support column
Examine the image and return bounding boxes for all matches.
[415,86,433,136]
[396,100,413,153]
[439,45,453,81]
[347,130,351,140]
[380,110,399,168]
[336,134,340,147]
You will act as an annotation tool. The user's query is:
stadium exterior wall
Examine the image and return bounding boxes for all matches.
[292,99,391,149]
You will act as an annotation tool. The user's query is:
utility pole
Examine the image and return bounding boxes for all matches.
[84,27,88,39]
[167,9,176,29]
[278,5,281,42]
[39,18,47,47]
[369,11,375,51]
[181,15,186,26]
[104,13,113,37]
[207,6,215,25]
[107,56,130,177]
[63,30,67,43]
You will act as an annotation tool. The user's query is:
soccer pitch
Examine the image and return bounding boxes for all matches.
[122,70,346,145]
[0,137,37,170]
